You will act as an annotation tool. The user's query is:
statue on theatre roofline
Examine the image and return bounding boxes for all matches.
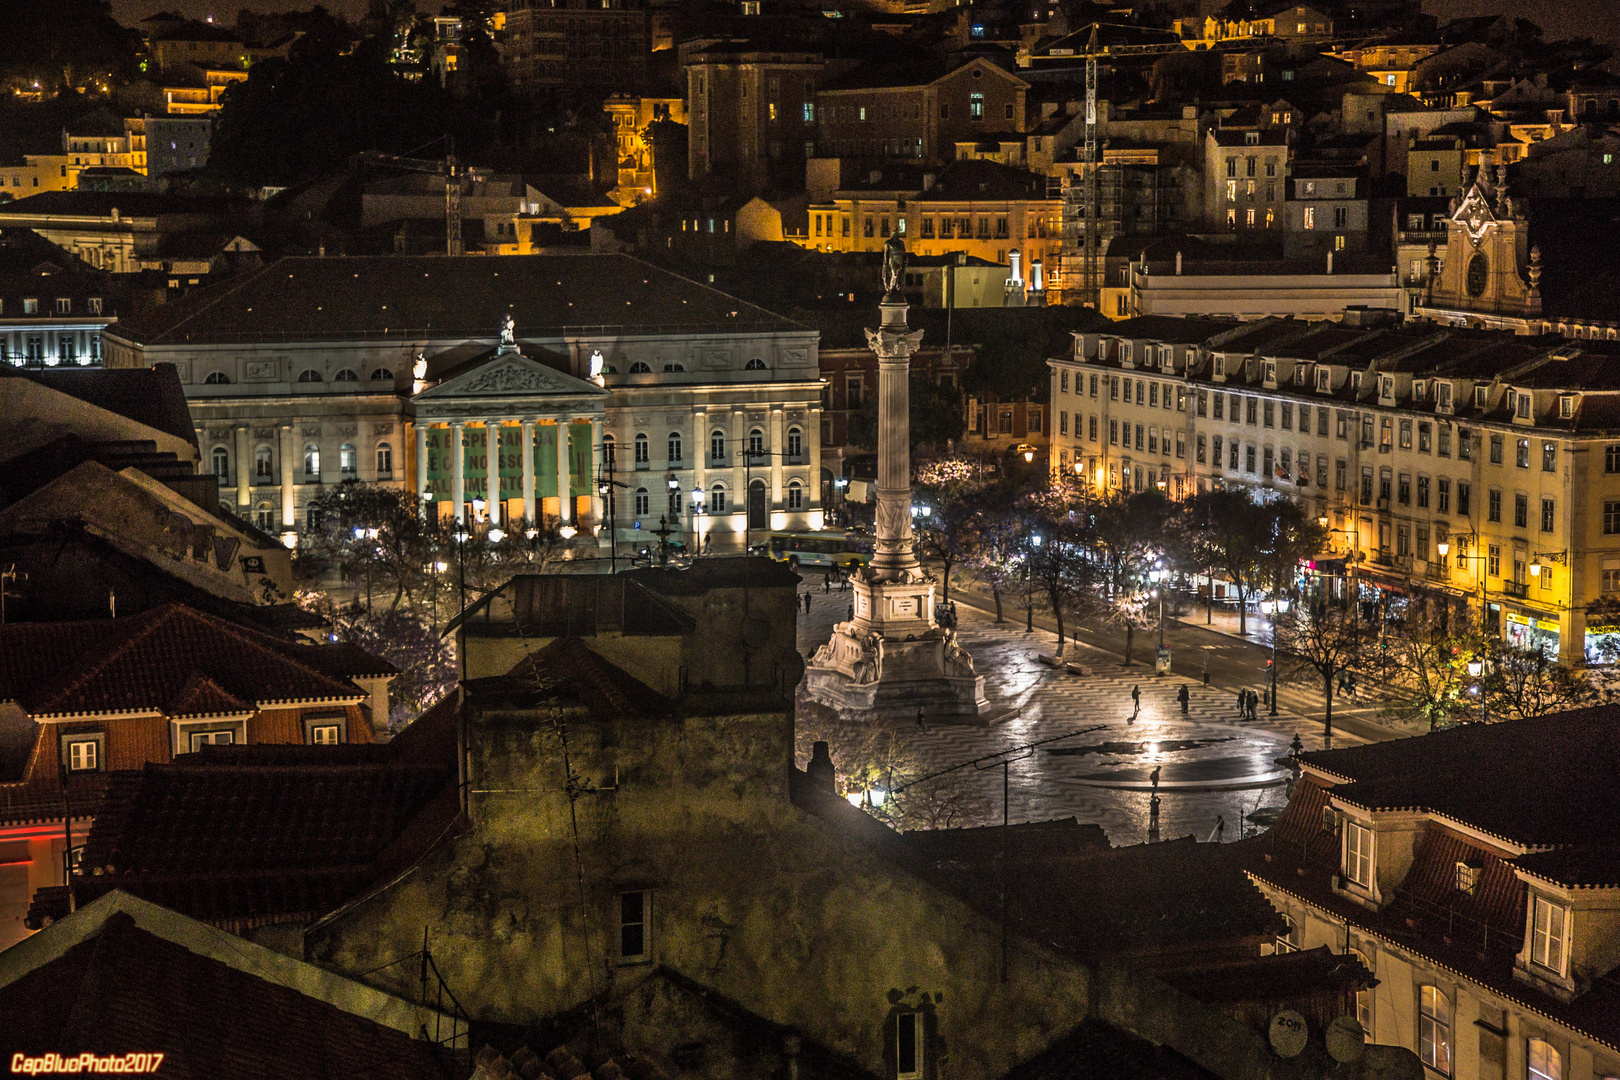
[882,234,907,301]
[500,313,516,347]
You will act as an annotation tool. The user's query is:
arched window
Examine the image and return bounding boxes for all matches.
[628,361,652,374]
[1349,949,1373,1037]
[204,370,232,385]
[710,482,728,513]
[254,501,272,530]
[668,432,683,464]
[304,444,320,479]
[634,433,650,468]
[787,426,803,460]
[745,358,768,370]
[1419,986,1452,1076]
[339,443,358,477]
[748,428,766,459]
[711,430,726,462]
[371,368,394,380]
[1529,1040,1562,1080]
[634,487,649,516]
[788,478,803,509]
[254,445,273,479]
[297,369,323,383]
[212,446,229,481]
[376,442,393,476]
[663,362,685,372]
[602,433,616,467]
[334,368,359,382]
[306,504,321,530]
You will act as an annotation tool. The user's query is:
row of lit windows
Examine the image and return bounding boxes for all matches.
[203,367,394,385]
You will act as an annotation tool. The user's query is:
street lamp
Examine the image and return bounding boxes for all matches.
[1467,657,1486,724]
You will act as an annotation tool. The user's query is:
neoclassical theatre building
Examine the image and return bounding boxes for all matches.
[104,255,827,549]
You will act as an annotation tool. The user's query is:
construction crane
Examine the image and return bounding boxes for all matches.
[1058,25,1185,309]
[358,136,486,256]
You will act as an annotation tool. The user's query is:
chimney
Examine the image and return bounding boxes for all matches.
[1175,251,1183,275]
[923,173,936,190]
[1008,248,1023,285]
[1327,250,1334,274]
[1031,258,1044,291]
[807,742,835,792]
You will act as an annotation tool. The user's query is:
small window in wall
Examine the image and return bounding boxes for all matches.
[304,445,321,479]
[339,443,358,477]
[1349,949,1374,1037]
[896,1012,923,1079]
[619,890,650,961]
[63,734,103,772]
[297,369,323,382]
[1345,820,1373,888]
[1419,986,1452,1076]
[255,502,273,530]
[376,442,393,476]
[189,730,235,752]
[255,445,273,479]
[309,724,340,745]
[204,370,232,384]
[371,368,394,380]
[628,361,652,373]
[1531,896,1567,973]
[1529,1040,1562,1080]
[788,479,803,509]
[212,446,230,481]
[334,368,359,382]
[745,358,768,370]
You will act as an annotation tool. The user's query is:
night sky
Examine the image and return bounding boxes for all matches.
[106,0,1620,48]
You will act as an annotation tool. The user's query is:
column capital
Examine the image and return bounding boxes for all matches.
[449,419,465,428]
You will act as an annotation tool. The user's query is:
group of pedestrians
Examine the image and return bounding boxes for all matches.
[821,568,852,594]
[1235,688,1262,720]
[1128,682,1193,722]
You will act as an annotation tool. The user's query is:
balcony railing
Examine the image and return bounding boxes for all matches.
[1502,580,1529,599]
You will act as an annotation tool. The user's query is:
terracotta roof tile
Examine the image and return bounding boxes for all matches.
[165,673,252,719]
[1,911,457,1077]
[0,604,371,719]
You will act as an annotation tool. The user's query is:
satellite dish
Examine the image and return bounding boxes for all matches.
[1327,1016,1367,1064]
[1269,1010,1309,1059]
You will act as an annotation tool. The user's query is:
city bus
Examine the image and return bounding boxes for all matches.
[764,530,875,569]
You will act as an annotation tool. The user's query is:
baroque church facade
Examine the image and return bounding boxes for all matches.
[103,254,827,550]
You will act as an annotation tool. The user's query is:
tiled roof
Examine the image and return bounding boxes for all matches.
[164,673,252,718]
[1099,315,1243,344]
[0,191,236,218]
[111,254,807,346]
[53,702,461,928]
[1297,705,1620,847]
[903,817,1109,862]
[910,160,1051,203]
[1001,1018,1219,1080]
[0,908,456,1077]
[1515,847,1620,890]
[0,603,370,718]
[494,638,675,722]
[1160,946,1374,1004]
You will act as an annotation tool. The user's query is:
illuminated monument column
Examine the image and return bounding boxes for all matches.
[805,237,990,722]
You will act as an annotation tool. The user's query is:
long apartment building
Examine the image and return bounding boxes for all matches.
[1048,313,1620,665]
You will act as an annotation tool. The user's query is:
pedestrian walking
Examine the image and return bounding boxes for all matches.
[847,602,854,621]
[1212,815,1226,844]
[702,533,712,556]
[840,569,850,592]
[1177,684,1190,715]
[1131,684,1141,716]
[1248,690,1259,720]
[1149,764,1161,791]
[916,705,927,732]
[822,573,830,595]
[1236,690,1246,718]
[803,591,812,614]
[1202,666,1210,686]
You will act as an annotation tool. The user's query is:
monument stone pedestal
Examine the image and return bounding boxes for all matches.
[804,283,991,722]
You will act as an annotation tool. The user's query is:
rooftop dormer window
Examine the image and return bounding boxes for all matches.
[1438,382,1453,409]
[1415,381,1426,402]
[1531,896,1568,975]
[1344,818,1373,889]
[1517,392,1531,419]
[1381,376,1394,400]
[1316,367,1331,392]
[1476,386,1487,408]
[1455,861,1481,896]
[1561,395,1576,418]
[1264,361,1277,385]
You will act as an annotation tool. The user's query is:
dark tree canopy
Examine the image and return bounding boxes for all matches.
[0,0,138,92]
[208,20,476,187]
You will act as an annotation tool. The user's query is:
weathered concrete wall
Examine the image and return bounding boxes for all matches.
[307,701,1090,1078]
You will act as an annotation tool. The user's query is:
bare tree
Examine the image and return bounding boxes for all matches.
[1024,476,1096,653]
[1091,490,1176,666]
[1381,599,1481,731]
[914,453,993,603]
[1274,599,1366,743]
[961,503,1022,623]
[1484,641,1595,721]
